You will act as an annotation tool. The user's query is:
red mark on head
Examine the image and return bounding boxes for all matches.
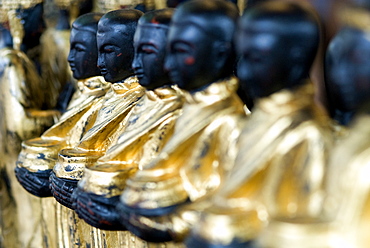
[185,56,195,65]
[117,53,122,57]
[151,17,160,24]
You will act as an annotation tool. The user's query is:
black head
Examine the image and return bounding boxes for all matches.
[236,1,320,99]
[164,0,239,92]
[132,8,174,90]
[97,9,143,83]
[325,27,370,124]
[67,13,103,80]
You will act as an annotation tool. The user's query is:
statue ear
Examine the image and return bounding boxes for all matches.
[212,41,232,71]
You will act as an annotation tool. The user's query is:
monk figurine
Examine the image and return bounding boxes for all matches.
[117,0,247,242]
[50,9,145,210]
[185,2,334,247]
[71,8,185,231]
[293,8,370,248]
[0,1,61,247]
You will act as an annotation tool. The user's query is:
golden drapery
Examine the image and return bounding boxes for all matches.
[17,76,110,173]
[324,114,370,248]
[79,85,185,198]
[54,76,145,181]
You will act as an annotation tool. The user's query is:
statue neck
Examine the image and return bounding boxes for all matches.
[56,9,71,30]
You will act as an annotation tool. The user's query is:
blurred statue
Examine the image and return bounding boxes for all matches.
[39,0,94,113]
[185,2,334,248]
[117,0,247,242]
[0,1,61,247]
[310,7,370,248]
[326,8,370,126]
[72,8,185,231]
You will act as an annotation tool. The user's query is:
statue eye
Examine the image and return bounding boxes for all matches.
[75,44,86,52]
[172,43,191,54]
[175,48,187,53]
[102,45,119,54]
[142,48,156,54]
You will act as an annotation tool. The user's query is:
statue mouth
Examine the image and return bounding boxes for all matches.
[100,68,108,76]
[135,72,144,79]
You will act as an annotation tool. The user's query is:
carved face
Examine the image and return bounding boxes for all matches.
[132,25,170,90]
[68,28,100,80]
[326,28,370,112]
[164,23,217,91]
[236,20,290,99]
[97,24,134,83]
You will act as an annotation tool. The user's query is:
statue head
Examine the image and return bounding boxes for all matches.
[97,9,143,83]
[67,13,103,80]
[326,27,370,123]
[132,8,174,90]
[164,0,239,92]
[54,0,94,30]
[18,3,45,51]
[0,0,46,51]
[236,1,320,100]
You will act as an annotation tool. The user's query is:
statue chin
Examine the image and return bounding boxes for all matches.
[14,167,53,197]
[49,171,78,209]
[73,188,126,231]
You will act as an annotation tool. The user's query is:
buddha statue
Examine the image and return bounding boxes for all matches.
[116,0,247,242]
[184,2,334,247]
[71,8,186,231]
[297,8,370,248]
[0,1,61,247]
[50,9,145,210]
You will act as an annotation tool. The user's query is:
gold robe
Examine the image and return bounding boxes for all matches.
[323,113,370,248]
[54,76,145,180]
[17,76,110,173]
[121,77,246,239]
[79,85,185,198]
[192,82,334,245]
[0,47,59,248]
